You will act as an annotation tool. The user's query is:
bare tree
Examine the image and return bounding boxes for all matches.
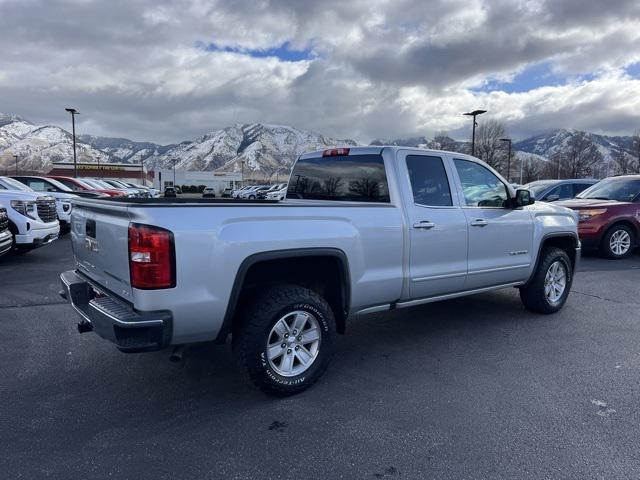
[515,154,542,184]
[549,132,603,179]
[612,149,633,175]
[431,131,460,153]
[475,119,506,172]
[633,129,640,174]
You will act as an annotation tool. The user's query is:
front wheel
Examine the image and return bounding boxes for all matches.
[519,247,572,314]
[233,285,336,396]
[600,225,634,259]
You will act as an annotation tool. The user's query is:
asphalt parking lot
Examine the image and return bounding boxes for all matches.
[1,237,639,479]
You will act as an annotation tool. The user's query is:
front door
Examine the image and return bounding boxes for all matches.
[452,158,534,290]
[399,152,469,298]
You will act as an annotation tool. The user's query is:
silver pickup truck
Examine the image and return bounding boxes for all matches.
[61,146,580,395]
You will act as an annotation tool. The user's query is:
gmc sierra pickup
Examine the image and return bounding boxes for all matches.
[61,147,580,396]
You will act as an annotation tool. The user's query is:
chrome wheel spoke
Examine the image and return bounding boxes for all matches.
[300,327,320,344]
[292,312,309,332]
[273,319,290,338]
[279,351,295,374]
[295,345,313,366]
[267,342,285,360]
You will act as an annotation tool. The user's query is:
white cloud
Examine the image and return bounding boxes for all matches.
[0,0,639,143]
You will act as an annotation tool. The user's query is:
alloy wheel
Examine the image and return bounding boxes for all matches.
[544,260,567,304]
[609,230,631,256]
[266,310,321,377]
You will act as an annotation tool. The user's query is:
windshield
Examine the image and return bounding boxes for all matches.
[95,180,119,189]
[576,178,640,202]
[43,177,73,192]
[0,176,33,192]
[523,181,556,196]
[81,179,101,188]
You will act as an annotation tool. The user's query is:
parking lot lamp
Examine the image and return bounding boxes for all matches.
[463,109,486,156]
[65,108,79,177]
[14,154,18,174]
[172,158,177,187]
[500,138,512,182]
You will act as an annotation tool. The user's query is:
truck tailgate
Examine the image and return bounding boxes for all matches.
[70,200,134,301]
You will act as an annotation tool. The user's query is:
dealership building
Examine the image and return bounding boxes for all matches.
[48,162,152,184]
[46,163,243,194]
[153,169,243,193]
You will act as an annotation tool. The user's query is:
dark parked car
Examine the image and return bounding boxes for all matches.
[164,187,177,198]
[523,179,597,202]
[556,175,640,258]
[221,187,234,198]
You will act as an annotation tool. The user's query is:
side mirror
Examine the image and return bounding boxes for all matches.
[545,194,560,202]
[515,188,535,207]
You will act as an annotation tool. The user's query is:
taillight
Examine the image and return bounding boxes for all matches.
[128,223,175,289]
[322,148,350,157]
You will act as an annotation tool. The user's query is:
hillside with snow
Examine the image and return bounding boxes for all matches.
[0,112,636,178]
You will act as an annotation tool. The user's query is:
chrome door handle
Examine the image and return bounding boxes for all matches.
[413,221,435,230]
[470,218,489,227]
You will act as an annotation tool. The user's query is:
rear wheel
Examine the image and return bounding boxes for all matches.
[520,247,572,314]
[233,284,336,396]
[600,225,634,259]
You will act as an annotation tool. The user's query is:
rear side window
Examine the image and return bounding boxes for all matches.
[406,155,452,206]
[287,154,390,202]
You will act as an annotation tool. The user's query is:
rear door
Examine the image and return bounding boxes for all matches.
[397,151,468,298]
[71,200,134,300]
[451,158,534,290]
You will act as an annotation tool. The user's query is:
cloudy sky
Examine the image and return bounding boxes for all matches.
[1,0,639,144]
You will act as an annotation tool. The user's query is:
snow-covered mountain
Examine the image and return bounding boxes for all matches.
[147,123,360,176]
[0,115,109,172]
[78,134,174,164]
[0,114,360,176]
[371,134,469,153]
[0,112,636,177]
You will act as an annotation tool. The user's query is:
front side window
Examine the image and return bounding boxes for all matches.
[454,159,508,207]
[406,155,452,206]
[545,183,572,201]
[287,154,390,202]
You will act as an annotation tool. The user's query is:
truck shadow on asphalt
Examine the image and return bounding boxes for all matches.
[112,287,540,405]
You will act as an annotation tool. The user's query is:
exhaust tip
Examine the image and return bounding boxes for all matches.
[77,320,93,334]
[169,344,188,362]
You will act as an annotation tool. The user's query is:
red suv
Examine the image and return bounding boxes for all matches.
[556,175,640,259]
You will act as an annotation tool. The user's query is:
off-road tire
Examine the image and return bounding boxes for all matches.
[519,247,572,314]
[232,284,336,396]
[600,224,635,259]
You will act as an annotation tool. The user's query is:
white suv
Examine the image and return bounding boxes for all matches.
[0,182,60,254]
[0,176,74,232]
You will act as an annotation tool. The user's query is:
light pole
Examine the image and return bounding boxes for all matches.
[463,109,486,157]
[14,154,18,175]
[500,138,512,182]
[140,159,145,186]
[65,108,79,177]
[172,158,177,187]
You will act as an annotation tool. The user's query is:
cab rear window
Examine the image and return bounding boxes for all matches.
[287,154,390,202]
